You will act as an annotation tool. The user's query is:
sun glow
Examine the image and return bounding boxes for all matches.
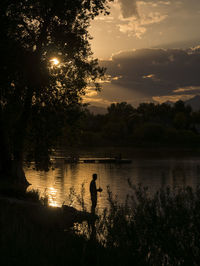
[50,58,60,66]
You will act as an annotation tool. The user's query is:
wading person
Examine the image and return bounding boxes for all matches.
[90,173,102,214]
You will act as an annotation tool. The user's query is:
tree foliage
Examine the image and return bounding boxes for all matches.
[0,0,113,180]
[76,101,200,147]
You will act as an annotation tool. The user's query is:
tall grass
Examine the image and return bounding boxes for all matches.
[1,183,200,265]
[92,184,200,265]
[62,182,200,265]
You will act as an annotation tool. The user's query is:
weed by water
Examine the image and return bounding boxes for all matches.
[93,184,200,265]
[2,183,200,265]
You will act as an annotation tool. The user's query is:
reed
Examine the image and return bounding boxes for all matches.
[1,184,200,265]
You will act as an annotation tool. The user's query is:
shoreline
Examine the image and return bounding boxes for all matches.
[54,145,200,159]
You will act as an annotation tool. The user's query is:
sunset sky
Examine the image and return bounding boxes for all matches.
[85,0,200,108]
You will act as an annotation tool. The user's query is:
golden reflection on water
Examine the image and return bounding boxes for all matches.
[25,157,200,210]
[48,187,59,207]
[26,162,103,209]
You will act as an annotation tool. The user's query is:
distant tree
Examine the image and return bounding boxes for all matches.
[173,100,186,113]
[137,103,157,118]
[107,102,135,120]
[102,121,128,142]
[156,103,173,125]
[172,101,192,130]
[0,0,113,185]
[106,102,136,138]
[173,100,192,116]
[173,112,187,130]
[191,111,200,133]
[133,123,165,143]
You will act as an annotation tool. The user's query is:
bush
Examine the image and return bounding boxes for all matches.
[93,184,200,265]
[2,184,200,265]
[133,123,165,143]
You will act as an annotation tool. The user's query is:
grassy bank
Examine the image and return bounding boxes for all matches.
[95,184,200,265]
[0,196,109,266]
[1,184,200,265]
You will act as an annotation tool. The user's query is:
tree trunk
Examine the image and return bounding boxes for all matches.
[0,87,33,187]
[12,85,33,186]
[0,104,12,177]
[11,158,29,186]
[0,122,30,187]
[1,50,42,187]
[0,125,12,177]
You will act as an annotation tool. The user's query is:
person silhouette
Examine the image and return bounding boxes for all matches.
[90,173,102,214]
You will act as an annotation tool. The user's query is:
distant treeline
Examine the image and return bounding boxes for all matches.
[61,101,200,147]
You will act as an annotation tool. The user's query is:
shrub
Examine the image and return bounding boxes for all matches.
[93,184,200,265]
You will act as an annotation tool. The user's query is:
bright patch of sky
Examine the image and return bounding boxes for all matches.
[86,0,200,107]
[90,0,200,59]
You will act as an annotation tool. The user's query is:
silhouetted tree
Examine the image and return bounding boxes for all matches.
[76,100,200,147]
[107,102,135,138]
[0,0,113,185]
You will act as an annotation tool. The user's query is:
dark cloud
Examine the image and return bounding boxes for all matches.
[117,0,172,19]
[118,0,138,18]
[100,47,200,102]
[118,0,200,19]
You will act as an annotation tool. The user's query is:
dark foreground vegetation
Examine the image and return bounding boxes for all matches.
[63,101,200,148]
[1,185,200,266]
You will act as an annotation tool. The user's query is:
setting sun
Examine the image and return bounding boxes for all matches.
[50,57,60,66]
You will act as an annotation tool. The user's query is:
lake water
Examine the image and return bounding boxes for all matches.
[25,148,200,211]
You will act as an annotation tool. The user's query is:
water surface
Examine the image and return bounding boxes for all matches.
[26,148,200,211]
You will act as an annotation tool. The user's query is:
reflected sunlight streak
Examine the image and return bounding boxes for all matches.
[47,187,59,207]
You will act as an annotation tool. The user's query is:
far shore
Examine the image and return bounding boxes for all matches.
[54,145,200,159]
